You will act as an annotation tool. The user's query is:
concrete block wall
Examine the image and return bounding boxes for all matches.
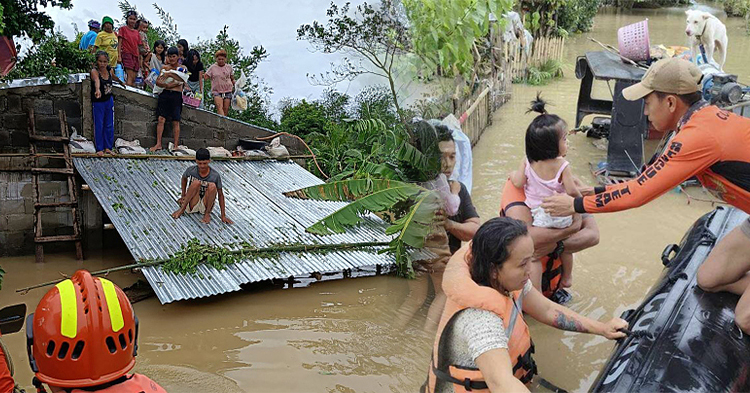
[0,84,83,153]
[0,172,77,255]
[0,79,303,256]
[81,83,303,153]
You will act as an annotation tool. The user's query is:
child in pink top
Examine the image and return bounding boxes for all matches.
[510,96,582,289]
[203,49,235,116]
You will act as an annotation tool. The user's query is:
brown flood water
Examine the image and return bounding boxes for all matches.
[3,5,750,392]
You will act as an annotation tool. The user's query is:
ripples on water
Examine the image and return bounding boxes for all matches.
[3,5,750,392]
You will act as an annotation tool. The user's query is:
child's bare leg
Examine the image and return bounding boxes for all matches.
[560,252,574,288]
[172,121,180,148]
[150,116,166,151]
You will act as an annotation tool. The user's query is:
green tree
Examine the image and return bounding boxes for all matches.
[3,31,93,84]
[403,0,513,80]
[279,99,332,140]
[0,0,72,43]
[297,1,410,120]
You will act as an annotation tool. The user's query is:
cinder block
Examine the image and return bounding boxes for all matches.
[34,99,54,115]
[120,120,149,139]
[35,116,62,132]
[192,126,214,140]
[0,199,25,215]
[2,113,29,129]
[10,131,29,147]
[6,214,33,230]
[6,95,22,112]
[53,100,81,117]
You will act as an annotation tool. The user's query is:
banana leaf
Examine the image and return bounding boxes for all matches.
[304,184,425,235]
[385,191,441,249]
[284,178,412,202]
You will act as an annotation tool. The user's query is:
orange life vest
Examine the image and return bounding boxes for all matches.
[540,252,563,299]
[425,254,537,392]
[499,179,563,299]
[69,374,167,393]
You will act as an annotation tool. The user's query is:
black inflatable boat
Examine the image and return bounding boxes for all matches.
[591,207,750,392]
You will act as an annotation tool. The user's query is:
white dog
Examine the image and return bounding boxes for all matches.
[685,10,728,70]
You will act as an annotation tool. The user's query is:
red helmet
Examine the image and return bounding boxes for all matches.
[26,270,139,388]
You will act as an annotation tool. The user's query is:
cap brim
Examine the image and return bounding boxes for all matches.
[622,82,653,101]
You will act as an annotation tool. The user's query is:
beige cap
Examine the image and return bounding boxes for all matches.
[622,57,703,101]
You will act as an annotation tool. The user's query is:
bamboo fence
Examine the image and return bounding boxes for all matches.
[504,36,566,81]
[451,35,566,146]
[454,86,492,146]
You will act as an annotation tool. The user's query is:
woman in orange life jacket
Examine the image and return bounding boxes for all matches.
[26,270,167,393]
[425,217,626,392]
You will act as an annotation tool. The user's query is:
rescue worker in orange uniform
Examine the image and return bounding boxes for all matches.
[26,270,167,393]
[0,333,18,393]
[499,179,600,300]
[542,57,750,334]
[424,217,626,392]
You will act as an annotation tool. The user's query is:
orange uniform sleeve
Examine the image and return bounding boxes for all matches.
[575,125,722,213]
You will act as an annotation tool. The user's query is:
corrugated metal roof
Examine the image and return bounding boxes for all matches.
[73,157,398,304]
[0,73,90,89]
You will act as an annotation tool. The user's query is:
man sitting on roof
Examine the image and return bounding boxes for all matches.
[172,148,233,224]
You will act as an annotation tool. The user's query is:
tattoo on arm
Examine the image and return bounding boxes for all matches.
[553,311,588,333]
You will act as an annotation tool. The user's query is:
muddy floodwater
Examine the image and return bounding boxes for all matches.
[3,5,750,393]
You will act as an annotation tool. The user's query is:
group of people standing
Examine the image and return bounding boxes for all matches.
[81,12,238,156]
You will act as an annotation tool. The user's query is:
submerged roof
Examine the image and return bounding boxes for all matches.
[73,157,395,304]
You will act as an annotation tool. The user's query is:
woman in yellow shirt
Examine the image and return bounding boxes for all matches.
[94,16,118,67]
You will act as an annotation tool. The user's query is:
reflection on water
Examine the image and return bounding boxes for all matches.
[3,6,750,393]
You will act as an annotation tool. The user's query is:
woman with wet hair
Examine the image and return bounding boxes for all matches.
[425,217,627,392]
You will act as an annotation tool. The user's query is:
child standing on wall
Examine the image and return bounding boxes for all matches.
[510,95,582,288]
[150,47,185,152]
[90,51,123,156]
[204,49,234,116]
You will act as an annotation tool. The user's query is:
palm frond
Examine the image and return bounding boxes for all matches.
[305,184,425,235]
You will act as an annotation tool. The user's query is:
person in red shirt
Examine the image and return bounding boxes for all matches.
[542,57,750,333]
[117,10,143,87]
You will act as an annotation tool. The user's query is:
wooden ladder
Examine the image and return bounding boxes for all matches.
[28,108,83,262]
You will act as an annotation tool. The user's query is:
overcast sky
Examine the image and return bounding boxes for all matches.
[44,0,383,111]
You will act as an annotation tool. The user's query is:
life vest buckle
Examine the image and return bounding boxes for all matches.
[463,377,473,391]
